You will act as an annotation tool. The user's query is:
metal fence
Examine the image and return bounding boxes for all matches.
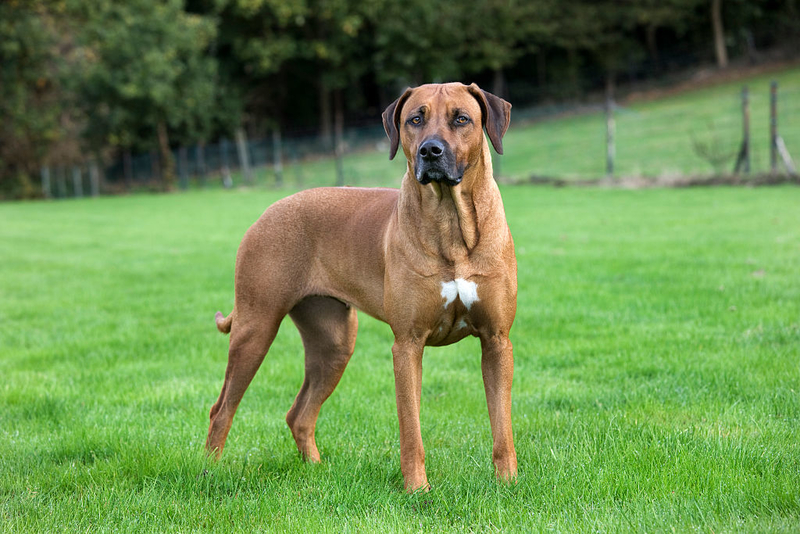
[40,79,799,199]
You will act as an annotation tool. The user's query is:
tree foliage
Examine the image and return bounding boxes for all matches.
[72,0,224,184]
[0,1,73,197]
[1,0,797,197]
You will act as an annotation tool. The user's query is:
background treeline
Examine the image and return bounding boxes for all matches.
[2,0,799,198]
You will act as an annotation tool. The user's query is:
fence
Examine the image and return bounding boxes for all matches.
[505,77,799,183]
[40,78,799,199]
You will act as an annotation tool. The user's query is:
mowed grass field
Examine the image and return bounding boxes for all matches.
[1,184,799,532]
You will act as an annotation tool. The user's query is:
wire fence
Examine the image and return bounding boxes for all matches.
[505,79,799,182]
[40,78,800,199]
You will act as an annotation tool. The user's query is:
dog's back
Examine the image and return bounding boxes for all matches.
[234,187,398,321]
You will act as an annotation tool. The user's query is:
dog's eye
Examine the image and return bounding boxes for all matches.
[409,116,422,125]
[455,115,469,125]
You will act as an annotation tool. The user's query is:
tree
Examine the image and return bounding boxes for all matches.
[630,0,703,69]
[302,0,377,151]
[207,0,306,133]
[215,0,379,141]
[711,0,728,68]
[0,0,81,198]
[458,0,559,96]
[73,0,221,188]
[372,0,467,88]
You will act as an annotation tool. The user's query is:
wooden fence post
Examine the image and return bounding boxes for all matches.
[770,81,778,174]
[272,128,284,187]
[291,146,304,188]
[89,160,100,197]
[150,150,161,184]
[195,142,207,187]
[72,166,83,198]
[178,146,189,190]
[733,86,750,174]
[41,166,51,199]
[57,167,67,198]
[220,139,233,188]
[605,75,615,179]
[768,81,798,177]
[123,150,133,190]
[334,89,345,187]
[235,128,253,184]
[776,137,797,176]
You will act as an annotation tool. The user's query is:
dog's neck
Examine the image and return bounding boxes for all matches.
[397,139,505,261]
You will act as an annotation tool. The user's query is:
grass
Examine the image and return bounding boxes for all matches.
[1,184,799,532]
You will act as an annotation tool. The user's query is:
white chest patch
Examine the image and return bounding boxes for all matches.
[440,278,480,310]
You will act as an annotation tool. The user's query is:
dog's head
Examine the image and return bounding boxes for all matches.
[382,83,511,186]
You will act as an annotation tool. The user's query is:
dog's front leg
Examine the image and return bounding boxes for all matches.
[480,334,518,482]
[392,339,429,492]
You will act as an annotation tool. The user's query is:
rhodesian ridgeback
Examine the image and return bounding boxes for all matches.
[206,82,517,492]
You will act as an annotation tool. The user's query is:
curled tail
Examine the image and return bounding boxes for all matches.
[215,311,233,334]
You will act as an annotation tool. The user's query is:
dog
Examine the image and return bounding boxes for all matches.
[206,82,517,492]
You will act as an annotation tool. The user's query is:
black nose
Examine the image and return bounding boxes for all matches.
[418,139,445,160]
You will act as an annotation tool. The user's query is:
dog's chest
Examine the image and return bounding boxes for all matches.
[427,277,480,345]
[439,278,479,310]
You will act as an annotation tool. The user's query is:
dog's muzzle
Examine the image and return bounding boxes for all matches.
[415,138,462,186]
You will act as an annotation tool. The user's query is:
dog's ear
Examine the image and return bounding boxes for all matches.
[467,83,512,155]
[382,87,413,160]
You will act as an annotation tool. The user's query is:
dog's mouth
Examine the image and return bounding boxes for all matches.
[414,137,464,187]
[415,165,463,187]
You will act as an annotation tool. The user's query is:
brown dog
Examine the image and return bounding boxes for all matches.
[206,82,517,492]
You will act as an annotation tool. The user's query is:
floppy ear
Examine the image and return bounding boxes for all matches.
[381,87,413,160]
[467,83,512,155]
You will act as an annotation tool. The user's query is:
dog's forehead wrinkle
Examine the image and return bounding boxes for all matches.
[407,87,477,118]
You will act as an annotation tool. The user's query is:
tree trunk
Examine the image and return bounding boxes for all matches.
[41,166,51,199]
[235,127,252,184]
[195,142,206,187]
[178,146,189,189]
[646,24,660,69]
[89,159,101,197]
[272,127,283,187]
[319,80,333,150]
[150,150,160,183]
[711,0,728,68]
[157,120,175,189]
[492,68,506,98]
[605,74,615,179]
[333,88,345,187]
[567,48,580,98]
[123,149,133,189]
[57,167,67,198]
[536,51,546,87]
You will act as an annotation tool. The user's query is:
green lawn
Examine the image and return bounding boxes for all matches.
[1,185,799,531]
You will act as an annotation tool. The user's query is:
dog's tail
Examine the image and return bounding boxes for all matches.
[215,311,233,334]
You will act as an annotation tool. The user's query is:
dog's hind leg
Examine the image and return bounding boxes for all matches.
[206,309,283,458]
[286,296,358,462]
